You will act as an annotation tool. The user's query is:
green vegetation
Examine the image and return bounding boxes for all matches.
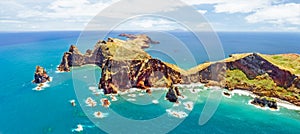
[259,54,300,75]
[226,69,280,90]
[225,69,300,99]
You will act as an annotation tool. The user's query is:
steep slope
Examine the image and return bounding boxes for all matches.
[57,34,300,105]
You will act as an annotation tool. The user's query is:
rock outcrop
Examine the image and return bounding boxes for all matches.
[33,66,50,83]
[57,34,300,105]
[251,97,278,109]
[166,85,181,102]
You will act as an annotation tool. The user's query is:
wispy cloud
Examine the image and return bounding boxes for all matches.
[0,0,299,31]
[246,3,300,25]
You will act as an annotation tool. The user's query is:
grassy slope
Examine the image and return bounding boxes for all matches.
[259,54,300,76]
[225,53,300,101]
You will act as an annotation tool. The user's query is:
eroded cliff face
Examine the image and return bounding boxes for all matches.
[99,59,183,94]
[57,34,300,105]
[57,43,106,72]
[226,53,296,88]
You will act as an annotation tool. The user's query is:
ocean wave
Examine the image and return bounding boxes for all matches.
[72,124,83,132]
[178,95,188,100]
[166,109,188,119]
[233,89,300,111]
[232,90,256,98]
[138,93,144,96]
[173,101,181,107]
[127,98,136,102]
[93,111,108,118]
[188,88,201,94]
[85,97,97,107]
[32,82,50,91]
[110,95,118,101]
[152,100,159,104]
[277,101,300,111]
[128,94,136,98]
[183,101,194,111]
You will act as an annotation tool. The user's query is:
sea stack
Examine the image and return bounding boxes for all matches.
[166,85,181,103]
[33,66,50,84]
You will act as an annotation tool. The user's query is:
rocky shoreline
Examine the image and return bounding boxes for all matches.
[57,33,300,106]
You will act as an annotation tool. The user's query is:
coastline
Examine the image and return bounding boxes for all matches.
[230,89,300,111]
[62,64,300,112]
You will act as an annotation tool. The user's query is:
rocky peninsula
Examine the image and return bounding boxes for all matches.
[57,33,300,106]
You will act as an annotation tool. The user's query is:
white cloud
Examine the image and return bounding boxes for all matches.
[183,0,223,5]
[115,18,184,31]
[0,0,299,31]
[197,10,207,14]
[185,0,272,13]
[246,3,300,25]
[0,20,25,23]
[213,0,272,13]
[46,0,118,18]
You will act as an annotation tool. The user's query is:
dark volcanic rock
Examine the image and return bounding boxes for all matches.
[166,86,181,102]
[251,97,278,109]
[33,66,50,84]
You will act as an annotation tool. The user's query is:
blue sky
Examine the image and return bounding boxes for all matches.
[0,0,299,32]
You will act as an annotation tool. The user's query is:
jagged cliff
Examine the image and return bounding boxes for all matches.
[57,34,300,106]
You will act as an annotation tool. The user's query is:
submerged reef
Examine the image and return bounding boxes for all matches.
[57,33,300,106]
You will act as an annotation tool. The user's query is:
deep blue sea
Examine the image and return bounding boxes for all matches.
[0,31,300,134]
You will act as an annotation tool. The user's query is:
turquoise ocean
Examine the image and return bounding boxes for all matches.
[0,31,300,134]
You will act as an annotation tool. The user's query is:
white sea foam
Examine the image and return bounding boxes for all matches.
[88,86,97,92]
[118,90,128,95]
[111,96,118,101]
[128,94,136,98]
[85,97,97,107]
[166,109,188,119]
[93,111,107,118]
[32,82,50,91]
[138,93,144,96]
[232,90,253,97]
[183,101,194,111]
[128,88,141,93]
[276,100,300,111]
[232,89,300,111]
[150,87,167,91]
[69,100,76,107]
[72,124,83,132]
[178,95,188,100]
[127,98,136,102]
[188,88,200,94]
[93,91,102,96]
[152,100,159,104]
[175,83,204,88]
[55,70,65,73]
[173,101,181,107]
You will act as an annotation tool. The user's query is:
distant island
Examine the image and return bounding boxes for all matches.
[57,33,300,108]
